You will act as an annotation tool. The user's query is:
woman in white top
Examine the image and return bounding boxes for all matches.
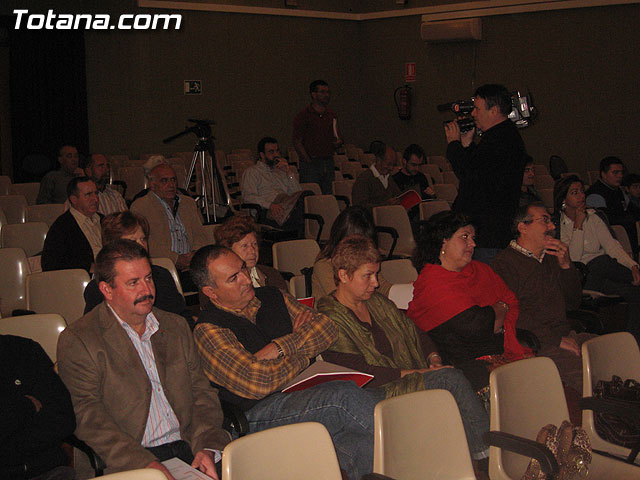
[554,175,640,341]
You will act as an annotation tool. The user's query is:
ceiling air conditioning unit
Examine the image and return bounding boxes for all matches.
[421,18,482,43]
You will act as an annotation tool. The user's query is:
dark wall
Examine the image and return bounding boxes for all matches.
[359,4,640,173]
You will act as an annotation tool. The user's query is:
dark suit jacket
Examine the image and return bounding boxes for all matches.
[42,210,96,273]
[1,335,76,479]
[57,304,230,474]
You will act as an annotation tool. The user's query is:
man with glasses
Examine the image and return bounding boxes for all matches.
[491,202,594,392]
[392,144,435,200]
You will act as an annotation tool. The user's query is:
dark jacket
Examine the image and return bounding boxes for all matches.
[447,119,526,249]
[42,210,98,273]
[0,335,76,479]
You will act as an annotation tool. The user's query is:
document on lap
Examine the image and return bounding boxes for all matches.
[162,457,213,479]
[281,360,373,393]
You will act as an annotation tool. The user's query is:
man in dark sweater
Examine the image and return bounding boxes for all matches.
[491,202,593,391]
[392,144,435,200]
[445,84,527,264]
[190,245,380,480]
[586,156,639,258]
[352,143,401,209]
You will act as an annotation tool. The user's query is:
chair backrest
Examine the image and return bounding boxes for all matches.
[419,164,444,184]
[116,166,147,201]
[26,269,90,324]
[272,239,320,275]
[0,247,31,316]
[610,225,633,256]
[304,195,340,243]
[380,259,417,284]
[0,175,11,195]
[427,155,451,171]
[0,194,28,223]
[373,205,415,257]
[433,183,458,204]
[0,313,67,362]
[388,283,414,310]
[151,257,183,295]
[332,180,354,206]
[419,200,450,221]
[442,170,459,187]
[1,222,49,256]
[581,332,640,457]
[289,274,307,298]
[489,357,569,479]
[10,182,40,205]
[26,203,65,226]
[534,174,555,190]
[538,188,554,210]
[98,469,169,479]
[299,182,322,196]
[202,223,219,245]
[374,389,476,479]
[222,422,342,480]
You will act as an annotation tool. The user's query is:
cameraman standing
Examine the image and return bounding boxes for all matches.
[444,84,527,264]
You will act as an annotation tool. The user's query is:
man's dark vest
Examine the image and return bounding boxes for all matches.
[197,286,292,411]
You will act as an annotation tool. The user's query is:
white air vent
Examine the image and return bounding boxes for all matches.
[421,18,482,43]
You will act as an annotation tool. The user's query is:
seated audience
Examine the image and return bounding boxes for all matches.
[37,145,83,204]
[57,240,230,477]
[132,156,190,202]
[554,177,640,343]
[213,215,287,290]
[42,176,101,273]
[190,245,380,480]
[312,206,392,299]
[491,201,593,392]
[352,143,401,209]
[131,163,207,290]
[317,235,489,461]
[407,211,531,391]
[520,156,542,206]
[622,172,640,213]
[241,136,310,235]
[1,334,76,480]
[586,156,639,257]
[391,143,435,200]
[84,153,127,215]
[83,211,194,328]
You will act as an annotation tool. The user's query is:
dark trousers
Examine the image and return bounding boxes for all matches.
[299,156,335,194]
[585,255,640,342]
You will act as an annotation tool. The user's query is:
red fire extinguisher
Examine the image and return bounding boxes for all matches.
[394,85,412,120]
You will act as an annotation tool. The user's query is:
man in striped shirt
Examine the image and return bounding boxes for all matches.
[84,153,127,215]
[58,240,230,478]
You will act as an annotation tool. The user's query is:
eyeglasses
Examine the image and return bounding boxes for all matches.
[533,216,552,224]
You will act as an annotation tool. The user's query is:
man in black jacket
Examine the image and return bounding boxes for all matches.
[1,335,76,479]
[445,84,527,264]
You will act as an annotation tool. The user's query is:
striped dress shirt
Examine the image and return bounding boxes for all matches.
[151,192,191,254]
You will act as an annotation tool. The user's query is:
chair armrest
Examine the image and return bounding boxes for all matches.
[220,400,249,437]
[581,396,640,426]
[374,226,399,260]
[516,328,541,353]
[483,431,558,475]
[334,195,350,208]
[64,434,106,476]
[111,180,127,200]
[303,213,324,243]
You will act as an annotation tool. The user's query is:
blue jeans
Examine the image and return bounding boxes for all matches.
[299,156,335,194]
[243,380,381,480]
[421,368,489,459]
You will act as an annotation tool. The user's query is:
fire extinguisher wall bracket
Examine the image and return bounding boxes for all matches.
[394,85,412,120]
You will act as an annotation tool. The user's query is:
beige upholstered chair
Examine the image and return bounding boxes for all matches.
[0,313,67,362]
[222,422,342,480]
[0,194,28,223]
[304,194,340,243]
[372,205,414,258]
[26,269,90,324]
[373,389,476,479]
[26,203,65,226]
[1,222,48,256]
[419,200,451,221]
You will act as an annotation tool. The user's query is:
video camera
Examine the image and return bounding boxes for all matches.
[438,91,536,132]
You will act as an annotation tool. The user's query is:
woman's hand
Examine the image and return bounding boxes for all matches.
[574,205,586,230]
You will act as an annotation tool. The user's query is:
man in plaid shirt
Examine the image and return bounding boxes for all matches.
[190,245,381,480]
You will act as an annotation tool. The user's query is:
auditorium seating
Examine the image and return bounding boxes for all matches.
[1,222,48,256]
[0,313,67,362]
[373,205,414,258]
[10,182,40,205]
[419,200,450,221]
[26,203,65,226]
[419,164,443,184]
[0,194,28,223]
[0,247,31,316]
[433,183,458,204]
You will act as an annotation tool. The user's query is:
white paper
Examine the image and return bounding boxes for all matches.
[161,457,214,480]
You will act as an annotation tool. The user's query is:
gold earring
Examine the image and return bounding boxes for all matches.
[441,250,445,255]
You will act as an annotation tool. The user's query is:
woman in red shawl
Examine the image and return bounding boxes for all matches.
[407,211,531,391]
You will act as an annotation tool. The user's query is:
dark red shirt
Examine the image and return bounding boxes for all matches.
[292,104,339,158]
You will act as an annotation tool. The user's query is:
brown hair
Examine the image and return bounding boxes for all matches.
[96,239,149,287]
[214,215,259,248]
[101,211,150,245]
[331,235,381,285]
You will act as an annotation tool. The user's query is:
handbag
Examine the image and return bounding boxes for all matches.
[521,421,592,480]
[593,375,640,449]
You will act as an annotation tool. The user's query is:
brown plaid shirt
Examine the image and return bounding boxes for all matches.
[194,292,337,400]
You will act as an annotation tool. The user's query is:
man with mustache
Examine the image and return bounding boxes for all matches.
[57,240,230,478]
[84,153,127,215]
[190,245,380,480]
[491,202,594,392]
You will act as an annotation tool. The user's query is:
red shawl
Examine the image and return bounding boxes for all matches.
[407,260,530,361]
